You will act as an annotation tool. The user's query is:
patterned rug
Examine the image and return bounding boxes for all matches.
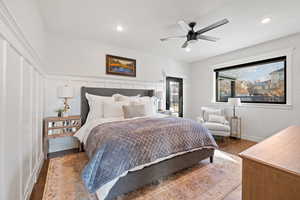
[42,150,241,200]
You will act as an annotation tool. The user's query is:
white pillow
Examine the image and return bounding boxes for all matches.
[103,101,130,118]
[135,96,156,116]
[112,94,140,102]
[208,114,226,124]
[203,109,222,121]
[86,93,114,122]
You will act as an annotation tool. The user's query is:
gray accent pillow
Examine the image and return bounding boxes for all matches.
[122,104,147,119]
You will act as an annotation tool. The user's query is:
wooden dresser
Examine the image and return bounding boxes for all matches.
[239,126,300,200]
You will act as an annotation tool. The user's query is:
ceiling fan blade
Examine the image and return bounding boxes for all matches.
[178,20,191,33]
[181,41,189,48]
[197,35,219,42]
[196,18,229,35]
[160,35,186,42]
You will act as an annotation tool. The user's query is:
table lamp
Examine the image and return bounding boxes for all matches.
[58,85,74,113]
[155,90,164,111]
[228,98,241,118]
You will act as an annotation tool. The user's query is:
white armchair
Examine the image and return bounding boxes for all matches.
[197,107,230,139]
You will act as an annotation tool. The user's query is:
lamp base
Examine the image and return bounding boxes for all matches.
[63,98,71,113]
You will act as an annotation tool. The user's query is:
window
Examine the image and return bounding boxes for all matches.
[215,56,286,104]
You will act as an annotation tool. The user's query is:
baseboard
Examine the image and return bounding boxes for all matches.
[241,135,264,142]
[24,153,44,200]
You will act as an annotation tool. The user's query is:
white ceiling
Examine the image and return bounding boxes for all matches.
[38,0,300,63]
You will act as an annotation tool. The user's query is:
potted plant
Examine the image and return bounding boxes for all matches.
[55,108,65,117]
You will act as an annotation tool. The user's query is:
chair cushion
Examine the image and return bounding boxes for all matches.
[208,114,226,124]
[202,108,223,121]
[209,130,231,137]
[203,122,230,132]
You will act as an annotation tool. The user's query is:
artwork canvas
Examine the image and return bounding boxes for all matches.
[106,55,136,77]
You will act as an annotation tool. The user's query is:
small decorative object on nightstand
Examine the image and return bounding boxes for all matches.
[43,115,81,159]
[228,98,242,139]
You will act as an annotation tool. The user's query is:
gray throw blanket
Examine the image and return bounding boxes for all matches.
[82,117,217,193]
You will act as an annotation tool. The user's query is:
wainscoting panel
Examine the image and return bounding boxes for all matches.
[4,41,22,200]
[0,21,45,200]
[0,38,5,200]
[22,59,33,197]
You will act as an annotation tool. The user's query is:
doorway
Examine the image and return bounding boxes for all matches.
[166,77,183,117]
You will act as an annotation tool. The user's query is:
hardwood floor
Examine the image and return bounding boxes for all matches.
[29,148,79,200]
[30,139,256,200]
[217,138,256,155]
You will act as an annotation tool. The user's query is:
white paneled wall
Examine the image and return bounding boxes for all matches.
[0,37,44,200]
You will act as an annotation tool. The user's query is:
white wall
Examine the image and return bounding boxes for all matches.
[189,33,300,141]
[44,33,192,152]
[2,0,46,62]
[0,1,45,200]
[45,33,190,82]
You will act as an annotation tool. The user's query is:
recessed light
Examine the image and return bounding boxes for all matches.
[261,17,271,24]
[185,47,191,52]
[116,25,123,32]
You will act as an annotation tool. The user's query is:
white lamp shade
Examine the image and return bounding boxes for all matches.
[58,85,74,98]
[155,90,164,99]
[228,98,241,106]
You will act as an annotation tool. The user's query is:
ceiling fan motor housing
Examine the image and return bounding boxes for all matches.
[187,22,198,42]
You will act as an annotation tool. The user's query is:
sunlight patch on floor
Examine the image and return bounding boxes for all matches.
[215,150,238,163]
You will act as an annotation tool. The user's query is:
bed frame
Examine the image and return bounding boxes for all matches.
[80,86,215,200]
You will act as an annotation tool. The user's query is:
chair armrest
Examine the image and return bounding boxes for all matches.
[224,120,229,125]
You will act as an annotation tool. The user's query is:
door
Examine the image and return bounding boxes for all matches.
[166,77,183,117]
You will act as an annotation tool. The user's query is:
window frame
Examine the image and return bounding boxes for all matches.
[214,56,287,104]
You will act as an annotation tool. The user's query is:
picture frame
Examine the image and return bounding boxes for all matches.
[106,55,136,77]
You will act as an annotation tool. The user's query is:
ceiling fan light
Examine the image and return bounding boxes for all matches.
[116,25,123,32]
[185,47,191,52]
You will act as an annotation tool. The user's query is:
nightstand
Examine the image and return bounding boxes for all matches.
[230,116,242,139]
[43,115,81,159]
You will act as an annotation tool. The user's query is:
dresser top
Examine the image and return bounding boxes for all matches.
[239,126,300,176]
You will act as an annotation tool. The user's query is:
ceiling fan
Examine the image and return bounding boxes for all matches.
[160,18,229,48]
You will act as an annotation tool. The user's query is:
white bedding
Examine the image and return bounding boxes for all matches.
[74,113,167,145]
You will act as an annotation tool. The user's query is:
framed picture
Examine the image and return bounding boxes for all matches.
[106,55,136,77]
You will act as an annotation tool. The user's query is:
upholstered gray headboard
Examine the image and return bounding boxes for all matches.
[80,87,154,125]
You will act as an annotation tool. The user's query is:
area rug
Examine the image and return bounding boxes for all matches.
[42,150,241,200]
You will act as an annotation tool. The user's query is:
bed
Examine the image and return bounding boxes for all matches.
[78,86,217,200]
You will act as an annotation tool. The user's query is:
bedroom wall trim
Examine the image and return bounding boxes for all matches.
[0,39,7,200]
[46,73,164,86]
[210,47,294,109]
[0,1,45,199]
[241,135,264,142]
[24,154,44,200]
[0,0,45,74]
